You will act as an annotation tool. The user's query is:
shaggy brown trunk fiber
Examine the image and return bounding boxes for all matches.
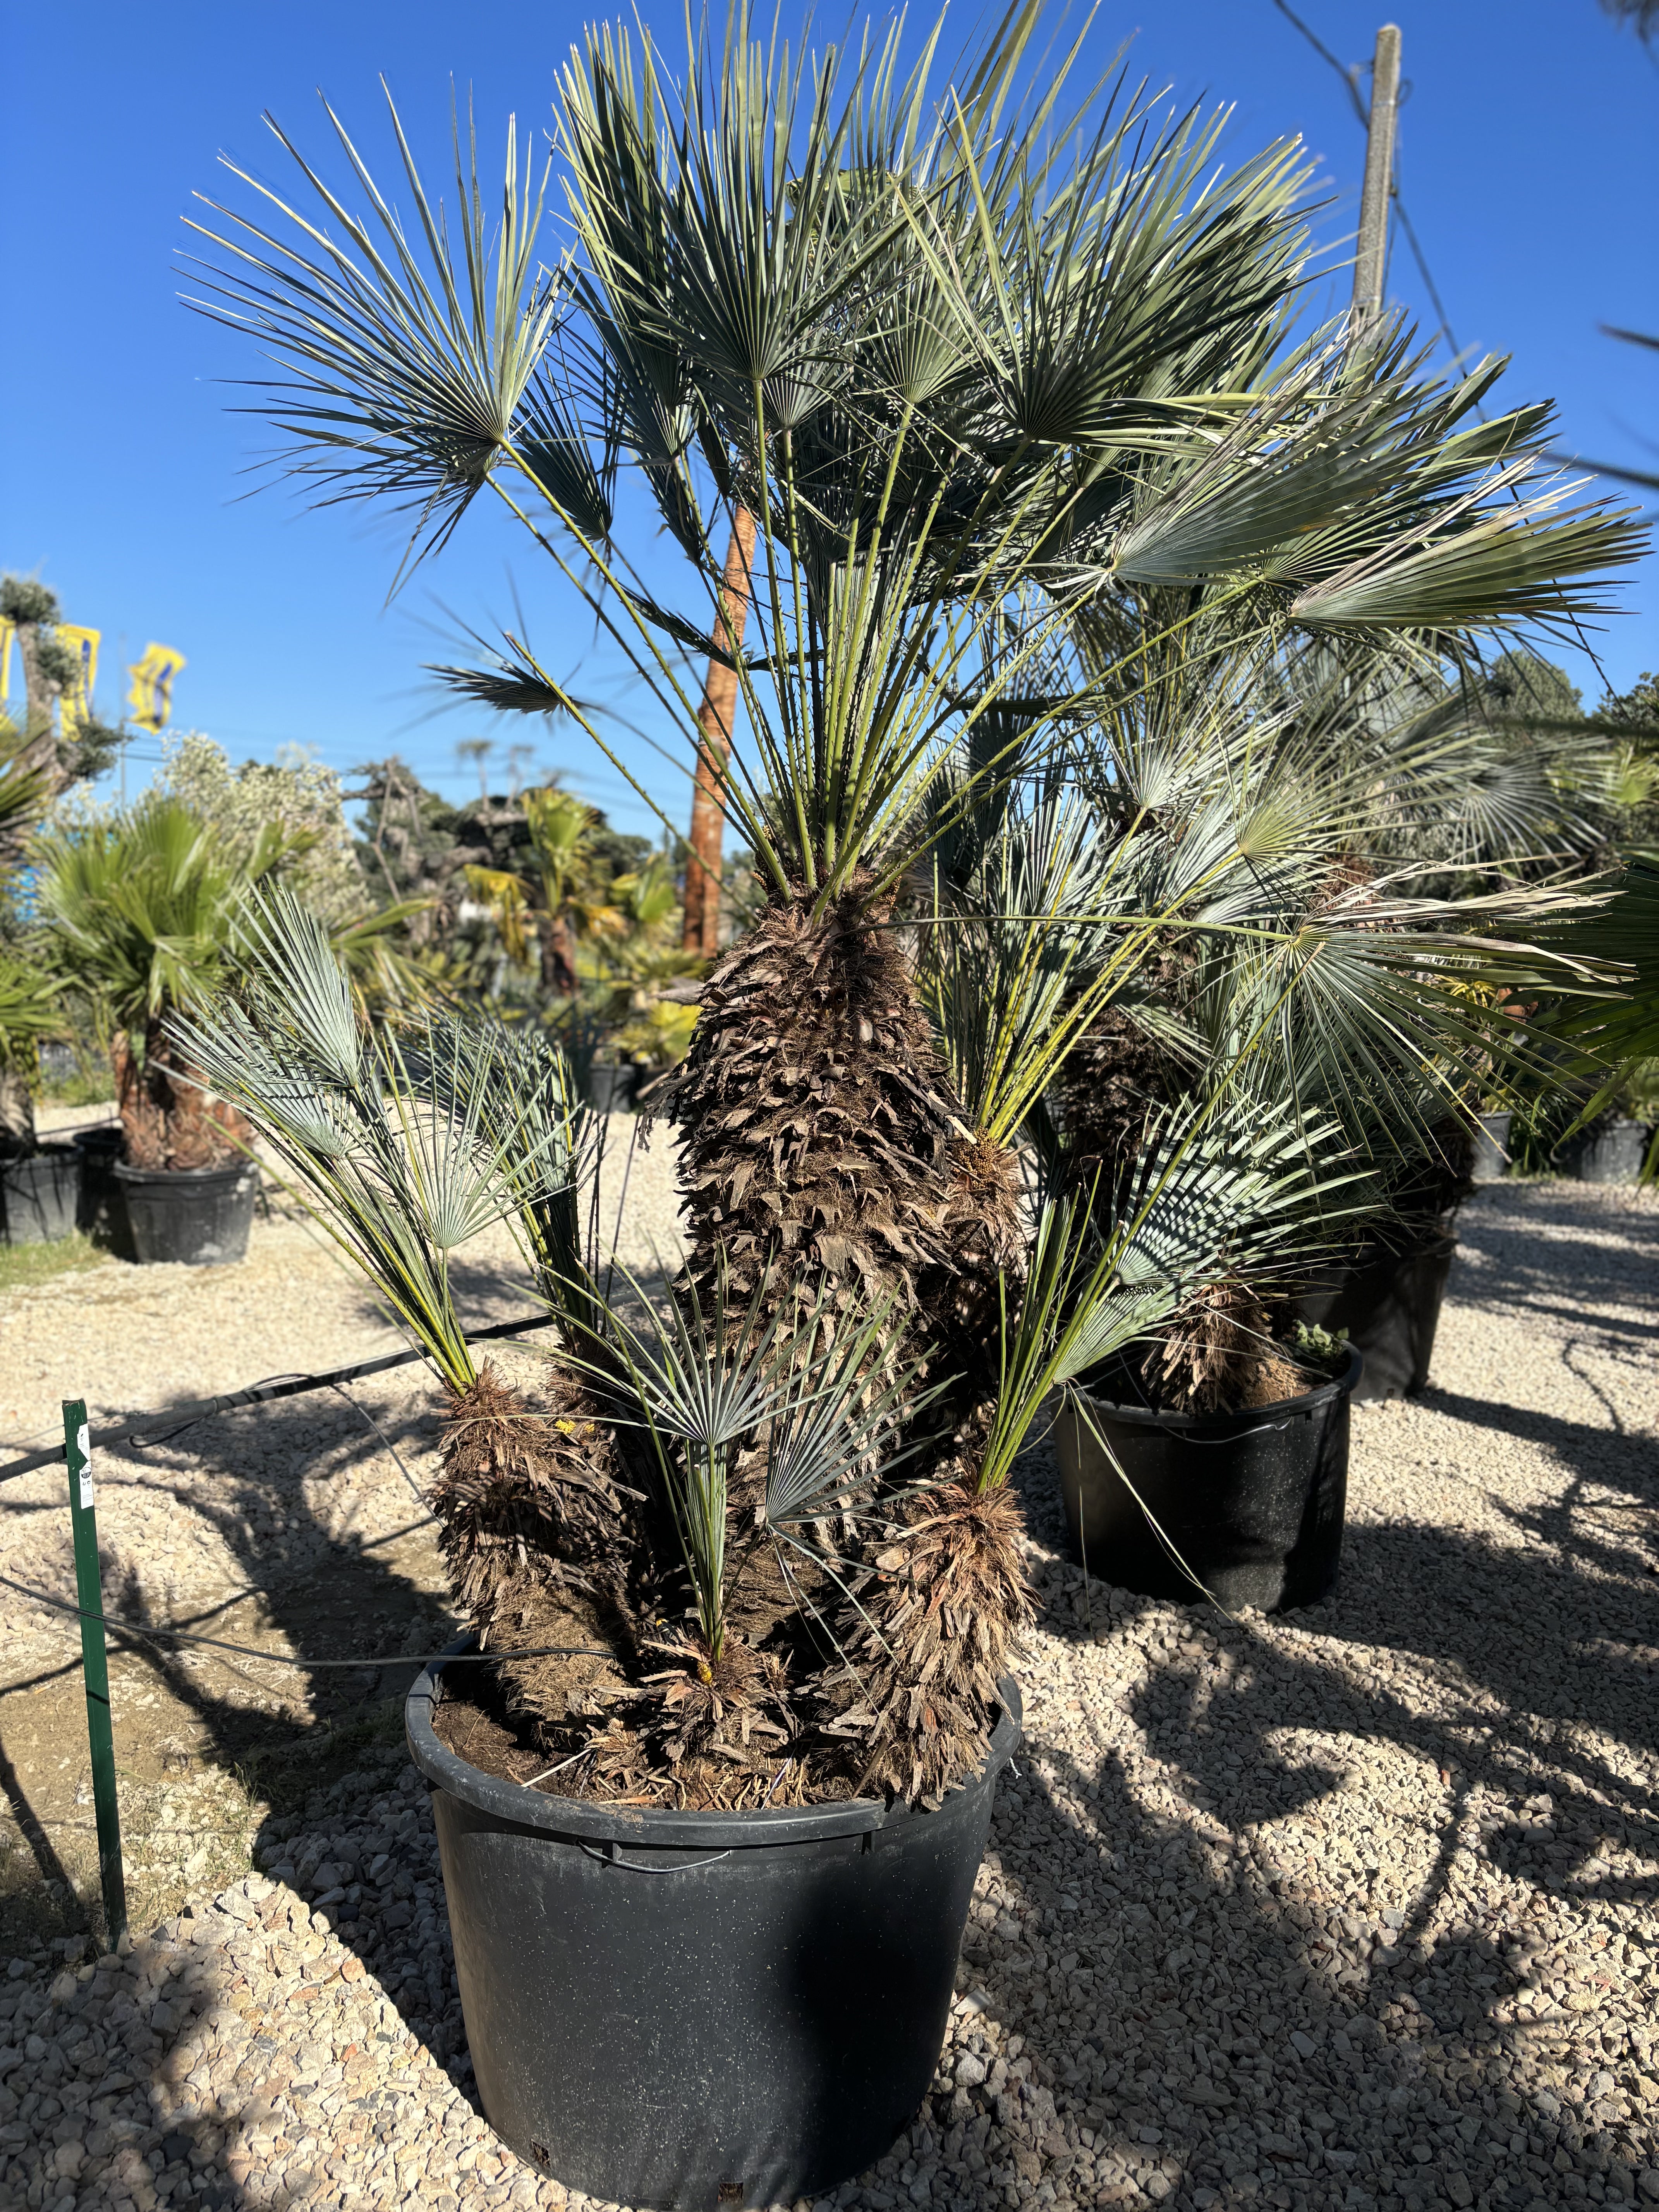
[1145,1279,1306,1414]
[432,1361,645,1738]
[829,1473,1032,1806]
[1052,1004,1174,1181]
[115,1025,250,1170]
[664,885,1023,1360]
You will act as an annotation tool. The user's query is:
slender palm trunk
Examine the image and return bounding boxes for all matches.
[681,508,757,958]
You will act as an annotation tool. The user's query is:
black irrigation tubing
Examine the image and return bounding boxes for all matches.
[0,1309,566,1488]
[3,1575,610,1672]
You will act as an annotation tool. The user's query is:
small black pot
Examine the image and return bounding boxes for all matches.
[405,1654,1021,2211]
[113,1159,259,1266]
[1292,1231,1456,1403]
[1470,1110,1512,1185]
[1558,1117,1650,1186]
[582,1061,639,1114]
[0,1144,82,1245]
[1055,1347,1361,1614]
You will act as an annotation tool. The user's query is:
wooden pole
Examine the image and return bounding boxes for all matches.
[1352,23,1402,330]
[682,508,758,957]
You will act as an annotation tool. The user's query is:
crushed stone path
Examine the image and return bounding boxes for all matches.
[3,1177,1657,2212]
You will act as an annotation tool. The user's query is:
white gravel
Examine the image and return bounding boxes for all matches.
[2,1173,1657,2212]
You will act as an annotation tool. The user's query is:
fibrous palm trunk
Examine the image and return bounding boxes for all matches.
[114,1025,252,1170]
[665,882,1032,1793]
[667,882,1023,1351]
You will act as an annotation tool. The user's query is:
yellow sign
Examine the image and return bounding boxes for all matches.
[127,642,186,732]
[56,625,100,734]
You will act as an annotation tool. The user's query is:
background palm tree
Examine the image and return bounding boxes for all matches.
[33,797,311,1167]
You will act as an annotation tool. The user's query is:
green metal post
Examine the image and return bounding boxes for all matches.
[64,1399,126,1950]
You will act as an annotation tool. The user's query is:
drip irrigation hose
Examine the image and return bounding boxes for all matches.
[2,1575,609,1671]
[0,1309,565,1488]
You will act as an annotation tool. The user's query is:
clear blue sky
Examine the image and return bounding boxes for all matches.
[4,0,1655,842]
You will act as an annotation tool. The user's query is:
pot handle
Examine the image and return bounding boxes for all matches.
[579,1841,733,1874]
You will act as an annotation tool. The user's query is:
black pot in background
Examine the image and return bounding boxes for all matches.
[0,1144,81,1245]
[1292,1230,1456,1403]
[113,1159,259,1266]
[1558,1117,1650,1186]
[72,1126,136,1259]
[1469,1110,1512,1185]
[1055,1346,1360,1614]
[582,1061,639,1114]
[406,1654,1022,2211]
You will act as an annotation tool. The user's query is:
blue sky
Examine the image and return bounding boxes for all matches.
[3,0,1655,842]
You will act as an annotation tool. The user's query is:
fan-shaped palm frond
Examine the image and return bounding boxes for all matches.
[170,889,580,1391]
[185,7,1642,914]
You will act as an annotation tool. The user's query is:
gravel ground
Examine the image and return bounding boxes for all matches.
[2,1173,1657,2212]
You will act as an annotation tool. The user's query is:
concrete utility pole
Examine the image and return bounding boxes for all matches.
[1352,23,1402,329]
[682,507,758,957]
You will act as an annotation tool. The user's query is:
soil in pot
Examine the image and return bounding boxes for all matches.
[410,1649,1020,2212]
[1055,1345,1360,1613]
[0,1144,81,1244]
[113,1158,259,1266]
[1291,1230,1456,1402]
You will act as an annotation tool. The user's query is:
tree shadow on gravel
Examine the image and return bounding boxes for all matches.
[0,1384,459,1951]
[933,1445,1659,2212]
[1450,1187,1659,1324]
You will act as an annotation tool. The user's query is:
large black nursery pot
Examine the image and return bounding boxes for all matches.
[1055,1346,1362,1614]
[0,1144,81,1244]
[72,1126,136,1259]
[113,1158,259,1266]
[1292,1230,1456,1402]
[405,1652,1022,2211]
[582,1059,640,1114]
[1558,1117,1650,1186]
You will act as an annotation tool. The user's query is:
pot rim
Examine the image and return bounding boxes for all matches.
[112,1158,258,1185]
[405,1641,1023,1849]
[1074,1342,1364,1436]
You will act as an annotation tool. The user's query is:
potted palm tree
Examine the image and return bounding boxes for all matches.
[184,7,1639,2200]
[31,795,306,1263]
[926,622,1600,1595]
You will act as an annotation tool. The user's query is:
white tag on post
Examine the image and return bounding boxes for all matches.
[76,1423,93,1510]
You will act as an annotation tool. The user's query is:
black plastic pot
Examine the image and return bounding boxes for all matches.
[405,1654,1022,2211]
[0,1144,81,1244]
[1055,1347,1360,1613]
[1292,1231,1456,1403]
[113,1159,259,1266]
[1558,1117,1650,1186]
[582,1061,639,1114]
[72,1126,134,1257]
[1470,1110,1512,1185]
